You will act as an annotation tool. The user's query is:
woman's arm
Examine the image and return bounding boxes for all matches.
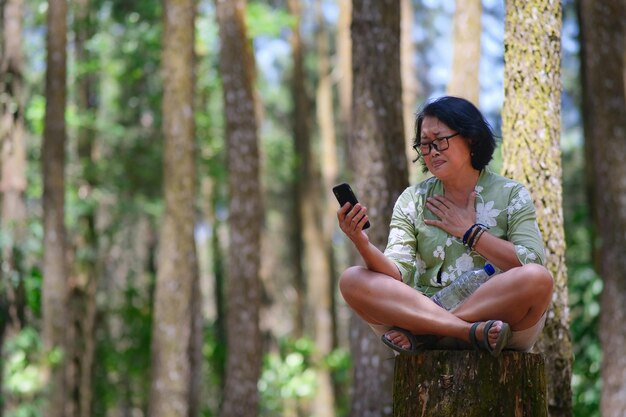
[465,231,522,271]
[337,202,403,281]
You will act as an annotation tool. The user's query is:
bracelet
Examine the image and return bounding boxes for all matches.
[462,223,487,245]
[468,227,486,250]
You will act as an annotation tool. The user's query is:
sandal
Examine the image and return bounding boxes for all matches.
[381,327,437,355]
[469,320,511,357]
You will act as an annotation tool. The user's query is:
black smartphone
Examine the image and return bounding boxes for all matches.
[332,182,371,229]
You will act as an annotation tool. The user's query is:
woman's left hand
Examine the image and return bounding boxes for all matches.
[424,192,476,238]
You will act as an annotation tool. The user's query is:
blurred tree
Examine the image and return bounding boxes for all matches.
[314,0,342,413]
[42,0,69,416]
[501,2,572,417]
[286,0,307,340]
[148,1,200,417]
[67,1,98,416]
[400,0,420,173]
[216,0,264,416]
[337,0,351,147]
[287,0,336,415]
[1,0,27,335]
[1,0,27,413]
[348,0,408,416]
[447,0,481,105]
[579,0,626,416]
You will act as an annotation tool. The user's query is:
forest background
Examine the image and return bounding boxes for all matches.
[0,0,624,417]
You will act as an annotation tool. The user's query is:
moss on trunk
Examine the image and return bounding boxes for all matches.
[393,350,547,417]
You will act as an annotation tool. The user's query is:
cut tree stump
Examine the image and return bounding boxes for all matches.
[393,350,548,417]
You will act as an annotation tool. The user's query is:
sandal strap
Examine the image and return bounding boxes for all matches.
[482,320,497,352]
[469,322,482,350]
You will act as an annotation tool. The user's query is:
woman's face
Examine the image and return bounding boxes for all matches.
[419,116,473,179]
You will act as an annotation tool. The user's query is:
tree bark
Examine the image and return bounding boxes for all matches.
[337,0,352,149]
[447,0,481,105]
[1,0,27,333]
[216,1,263,416]
[42,0,69,416]
[500,2,572,417]
[349,1,408,416]
[286,0,308,341]
[393,351,548,417]
[1,0,27,414]
[579,1,626,416]
[67,1,98,416]
[400,0,420,177]
[148,1,200,417]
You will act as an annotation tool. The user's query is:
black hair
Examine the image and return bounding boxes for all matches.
[413,96,496,172]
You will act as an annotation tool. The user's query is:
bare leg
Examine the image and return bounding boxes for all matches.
[452,263,553,331]
[339,263,553,350]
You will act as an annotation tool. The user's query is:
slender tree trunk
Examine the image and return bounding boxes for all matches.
[1,0,27,330]
[1,1,27,414]
[287,0,307,340]
[149,1,199,417]
[349,1,408,416]
[400,0,420,173]
[314,1,344,410]
[500,2,572,417]
[42,0,69,416]
[447,0,481,105]
[216,1,263,416]
[579,1,626,416]
[337,0,352,150]
[68,1,98,416]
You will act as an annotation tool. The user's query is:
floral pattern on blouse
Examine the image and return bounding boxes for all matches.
[383,169,546,296]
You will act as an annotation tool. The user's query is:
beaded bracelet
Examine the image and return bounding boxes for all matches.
[468,227,486,250]
[462,223,488,246]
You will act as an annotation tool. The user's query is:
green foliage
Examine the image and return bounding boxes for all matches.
[562,144,601,417]
[91,280,154,417]
[246,2,296,39]
[1,327,64,417]
[258,337,352,417]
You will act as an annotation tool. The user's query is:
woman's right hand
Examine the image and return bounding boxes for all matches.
[337,203,370,245]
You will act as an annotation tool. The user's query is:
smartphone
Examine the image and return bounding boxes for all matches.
[332,182,371,229]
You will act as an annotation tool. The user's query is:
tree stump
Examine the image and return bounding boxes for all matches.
[393,350,548,417]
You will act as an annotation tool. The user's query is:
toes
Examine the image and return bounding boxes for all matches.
[385,331,410,348]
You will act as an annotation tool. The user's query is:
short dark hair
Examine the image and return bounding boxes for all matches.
[413,96,496,171]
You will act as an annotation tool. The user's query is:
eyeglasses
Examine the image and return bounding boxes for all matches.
[413,133,460,156]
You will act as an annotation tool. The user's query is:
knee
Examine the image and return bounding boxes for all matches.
[338,266,368,302]
[520,263,554,298]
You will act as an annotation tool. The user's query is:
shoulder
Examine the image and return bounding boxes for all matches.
[479,170,528,194]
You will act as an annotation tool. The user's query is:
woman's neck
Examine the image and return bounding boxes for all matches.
[442,169,481,205]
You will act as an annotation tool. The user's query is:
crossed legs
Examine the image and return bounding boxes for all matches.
[338,263,553,350]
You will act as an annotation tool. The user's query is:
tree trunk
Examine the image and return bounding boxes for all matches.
[1,0,27,334]
[447,0,481,105]
[1,0,27,414]
[67,1,98,416]
[393,351,548,417]
[149,1,199,417]
[286,0,308,341]
[216,1,263,416]
[400,0,420,178]
[500,2,572,417]
[579,1,626,416]
[42,0,69,416]
[349,1,408,416]
[337,0,352,149]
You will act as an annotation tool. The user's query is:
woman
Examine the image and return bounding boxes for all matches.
[337,96,553,356]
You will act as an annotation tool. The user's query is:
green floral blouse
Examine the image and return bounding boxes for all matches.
[383,169,545,296]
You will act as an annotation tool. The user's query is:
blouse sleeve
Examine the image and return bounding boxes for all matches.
[506,184,546,266]
[384,190,418,283]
